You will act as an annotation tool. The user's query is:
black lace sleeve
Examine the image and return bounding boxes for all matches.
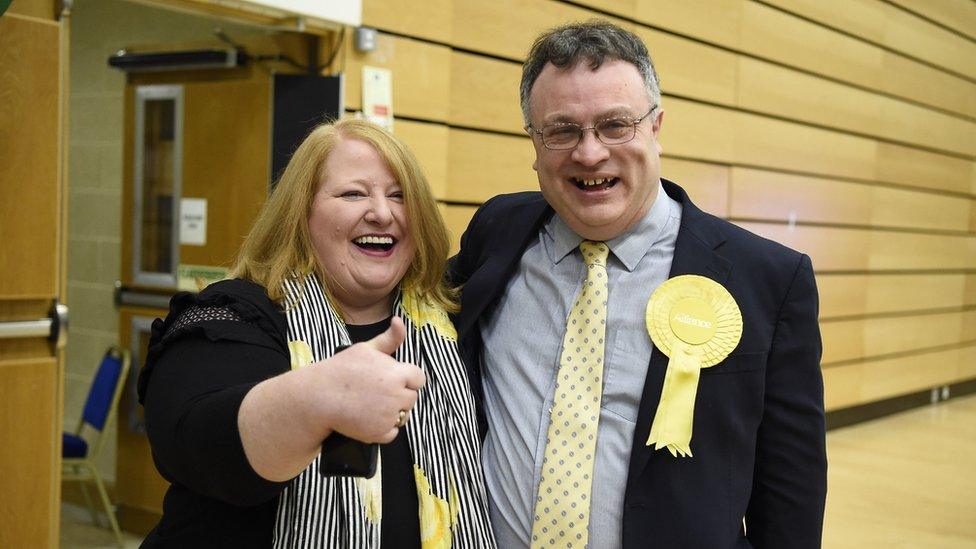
[138,279,291,505]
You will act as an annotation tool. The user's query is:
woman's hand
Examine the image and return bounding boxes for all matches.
[238,316,424,482]
[313,317,426,443]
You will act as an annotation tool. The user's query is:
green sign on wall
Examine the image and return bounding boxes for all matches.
[0,0,13,17]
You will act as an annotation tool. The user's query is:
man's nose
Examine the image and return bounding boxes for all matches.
[571,129,611,166]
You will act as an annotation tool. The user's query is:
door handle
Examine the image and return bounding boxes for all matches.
[0,301,69,349]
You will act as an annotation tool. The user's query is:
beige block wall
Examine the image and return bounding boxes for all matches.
[65,0,253,483]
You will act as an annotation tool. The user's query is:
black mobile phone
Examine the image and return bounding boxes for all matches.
[320,433,379,478]
[318,344,379,478]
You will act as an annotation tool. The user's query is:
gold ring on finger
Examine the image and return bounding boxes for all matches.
[395,409,407,428]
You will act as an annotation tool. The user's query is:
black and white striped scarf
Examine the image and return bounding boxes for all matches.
[272,274,496,548]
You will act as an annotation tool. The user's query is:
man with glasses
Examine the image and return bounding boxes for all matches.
[452,21,826,548]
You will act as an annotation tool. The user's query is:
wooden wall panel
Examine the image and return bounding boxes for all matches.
[661,100,736,164]
[874,144,974,194]
[361,0,452,43]
[395,119,449,199]
[764,0,976,80]
[880,48,976,119]
[442,204,478,255]
[823,343,976,410]
[821,310,969,365]
[817,274,972,319]
[634,0,742,47]
[888,0,976,40]
[660,158,729,217]
[446,130,535,202]
[740,1,976,118]
[448,52,523,134]
[631,27,739,107]
[341,32,450,122]
[666,98,971,194]
[452,0,593,61]
[883,3,976,79]
[738,223,976,271]
[736,57,976,157]
[739,2,884,95]
[763,0,887,43]
[572,0,747,53]
[729,168,972,232]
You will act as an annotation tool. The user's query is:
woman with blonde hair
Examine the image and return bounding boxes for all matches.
[138,119,496,548]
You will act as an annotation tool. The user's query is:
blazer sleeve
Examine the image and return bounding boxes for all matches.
[448,195,496,288]
[746,253,827,548]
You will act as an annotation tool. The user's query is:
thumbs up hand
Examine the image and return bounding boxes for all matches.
[312,317,426,444]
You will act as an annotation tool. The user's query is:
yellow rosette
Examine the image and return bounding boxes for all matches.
[645,275,742,457]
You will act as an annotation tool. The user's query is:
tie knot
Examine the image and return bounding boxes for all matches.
[579,241,609,267]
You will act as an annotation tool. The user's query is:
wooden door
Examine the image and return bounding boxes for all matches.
[115,69,273,532]
[0,1,66,547]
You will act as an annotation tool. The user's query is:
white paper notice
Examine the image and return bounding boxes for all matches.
[179,198,207,246]
[362,66,393,131]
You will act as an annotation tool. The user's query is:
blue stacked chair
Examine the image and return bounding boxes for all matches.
[62,346,130,546]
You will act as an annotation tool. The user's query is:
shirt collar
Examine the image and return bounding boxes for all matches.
[544,180,672,272]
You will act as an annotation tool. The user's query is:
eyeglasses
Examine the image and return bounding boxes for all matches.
[526,106,657,150]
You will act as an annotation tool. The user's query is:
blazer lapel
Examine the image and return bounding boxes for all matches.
[457,195,552,341]
[627,180,732,489]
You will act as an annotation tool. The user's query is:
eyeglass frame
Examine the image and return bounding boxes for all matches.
[525,105,658,150]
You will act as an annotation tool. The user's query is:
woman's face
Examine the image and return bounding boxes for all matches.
[308,138,416,317]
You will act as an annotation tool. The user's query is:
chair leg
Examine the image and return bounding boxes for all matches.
[79,480,100,527]
[89,464,124,547]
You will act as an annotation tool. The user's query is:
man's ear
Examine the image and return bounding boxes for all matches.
[652,109,665,154]
[652,109,665,138]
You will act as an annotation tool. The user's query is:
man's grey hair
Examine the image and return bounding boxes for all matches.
[520,20,661,126]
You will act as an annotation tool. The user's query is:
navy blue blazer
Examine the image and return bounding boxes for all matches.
[450,180,827,548]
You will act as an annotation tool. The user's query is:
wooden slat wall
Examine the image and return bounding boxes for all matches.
[346,0,976,412]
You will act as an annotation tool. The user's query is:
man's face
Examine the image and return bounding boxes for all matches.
[528,59,664,241]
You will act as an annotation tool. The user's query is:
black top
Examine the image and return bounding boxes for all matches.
[138,280,420,547]
[346,318,421,549]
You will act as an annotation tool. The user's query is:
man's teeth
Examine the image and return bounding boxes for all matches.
[354,236,394,245]
[576,177,613,186]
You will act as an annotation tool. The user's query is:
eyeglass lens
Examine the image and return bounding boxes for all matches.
[542,118,636,149]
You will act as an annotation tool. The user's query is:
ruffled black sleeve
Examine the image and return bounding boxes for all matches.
[138,279,291,506]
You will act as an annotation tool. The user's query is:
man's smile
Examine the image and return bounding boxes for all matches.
[569,176,620,191]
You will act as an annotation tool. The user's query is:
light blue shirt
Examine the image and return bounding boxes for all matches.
[479,182,682,548]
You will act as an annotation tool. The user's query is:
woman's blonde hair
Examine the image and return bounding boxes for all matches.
[231,118,457,314]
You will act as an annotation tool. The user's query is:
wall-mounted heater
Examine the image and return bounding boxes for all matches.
[108,48,249,72]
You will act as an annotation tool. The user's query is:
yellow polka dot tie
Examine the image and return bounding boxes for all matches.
[531,241,610,548]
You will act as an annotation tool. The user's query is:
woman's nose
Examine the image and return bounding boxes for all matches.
[364,196,394,225]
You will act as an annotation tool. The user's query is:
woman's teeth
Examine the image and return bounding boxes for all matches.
[354,236,393,245]
[353,235,395,251]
